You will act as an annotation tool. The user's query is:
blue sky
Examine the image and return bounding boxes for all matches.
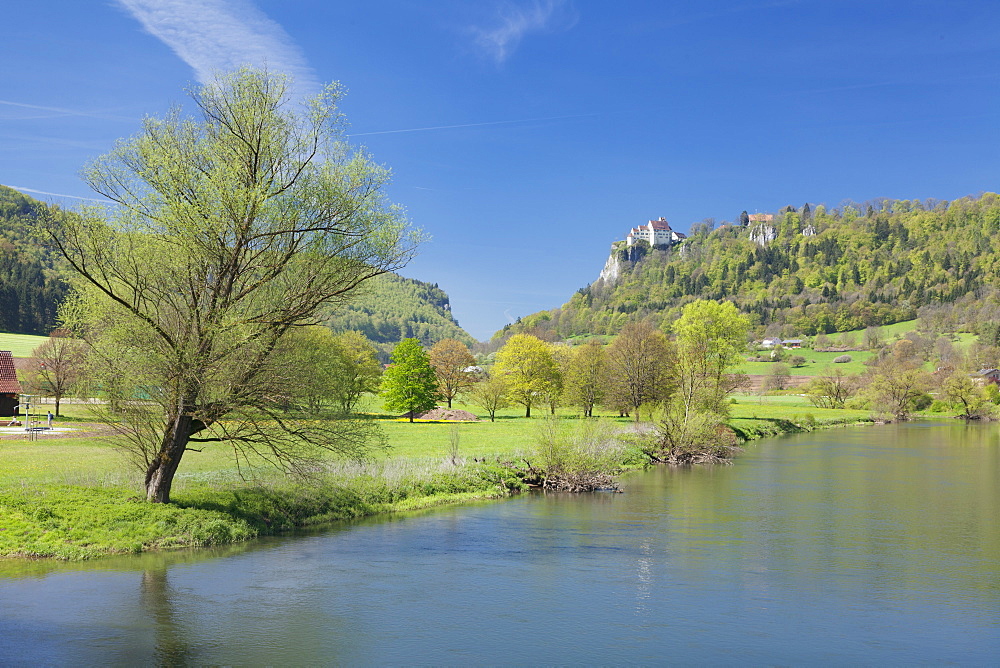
[2,1,999,340]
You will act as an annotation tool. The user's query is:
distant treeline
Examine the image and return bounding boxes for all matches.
[0,186,66,334]
[500,193,1000,340]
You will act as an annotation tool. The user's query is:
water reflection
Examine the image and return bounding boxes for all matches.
[140,567,190,667]
[0,422,998,664]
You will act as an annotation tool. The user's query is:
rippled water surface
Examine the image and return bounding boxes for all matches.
[2,422,998,664]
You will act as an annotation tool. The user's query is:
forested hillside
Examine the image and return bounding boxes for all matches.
[0,186,67,335]
[323,273,475,354]
[500,193,1000,340]
[0,186,473,348]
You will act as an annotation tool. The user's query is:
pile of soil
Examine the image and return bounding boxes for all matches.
[414,408,479,421]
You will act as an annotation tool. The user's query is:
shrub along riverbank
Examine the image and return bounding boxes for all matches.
[1,399,874,560]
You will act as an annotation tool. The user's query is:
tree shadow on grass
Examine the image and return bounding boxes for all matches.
[175,484,383,533]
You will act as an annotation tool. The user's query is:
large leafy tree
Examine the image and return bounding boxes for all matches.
[655,300,749,460]
[282,327,381,413]
[671,299,750,415]
[562,339,606,417]
[329,330,383,414]
[428,338,476,408]
[604,322,672,422]
[381,338,440,422]
[493,334,559,417]
[49,69,417,503]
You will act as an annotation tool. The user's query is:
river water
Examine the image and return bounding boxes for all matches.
[1,422,998,664]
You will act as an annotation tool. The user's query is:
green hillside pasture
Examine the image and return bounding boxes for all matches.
[740,349,873,377]
[0,332,47,357]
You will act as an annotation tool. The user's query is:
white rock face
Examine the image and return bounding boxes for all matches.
[597,249,621,284]
[749,224,777,247]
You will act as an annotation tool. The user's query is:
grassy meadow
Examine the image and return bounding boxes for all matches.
[0,332,48,357]
[4,316,969,561]
[0,390,883,561]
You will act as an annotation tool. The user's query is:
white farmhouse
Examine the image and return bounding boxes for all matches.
[626,217,686,247]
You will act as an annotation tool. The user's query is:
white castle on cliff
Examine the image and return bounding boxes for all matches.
[625,217,686,247]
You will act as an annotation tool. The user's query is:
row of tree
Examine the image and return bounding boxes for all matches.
[800,338,999,421]
[380,300,751,462]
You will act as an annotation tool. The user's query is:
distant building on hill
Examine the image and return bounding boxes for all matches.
[748,213,774,224]
[0,351,21,417]
[975,368,1000,385]
[625,217,686,247]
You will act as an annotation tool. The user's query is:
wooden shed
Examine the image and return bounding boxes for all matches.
[0,351,21,417]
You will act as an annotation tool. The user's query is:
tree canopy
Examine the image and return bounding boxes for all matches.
[493,334,559,418]
[50,68,418,502]
[428,338,477,408]
[380,338,440,421]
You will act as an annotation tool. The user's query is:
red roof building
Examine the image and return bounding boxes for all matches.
[626,217,686,247]
[0,350,21,416]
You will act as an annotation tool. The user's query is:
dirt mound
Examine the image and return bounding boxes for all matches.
[414,408,479,421]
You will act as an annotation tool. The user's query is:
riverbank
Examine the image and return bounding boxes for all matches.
[0,400,882,560]
[0,461,526,560]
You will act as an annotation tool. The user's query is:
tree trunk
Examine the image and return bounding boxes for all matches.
[447,396,453,408]
[525,404,531,418]
[54,396,61,417]
[145,412,193,503]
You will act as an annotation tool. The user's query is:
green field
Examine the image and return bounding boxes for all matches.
[0,332,48,357]
[1,395,873,493]
[740,349,874,377]
[4,371,967,561]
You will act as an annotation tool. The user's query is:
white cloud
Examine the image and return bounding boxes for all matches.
[471,0,576,64]
[115,0,318,96]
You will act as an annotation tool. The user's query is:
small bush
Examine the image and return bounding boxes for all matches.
[929,400,951,413]
[833,355,852,363]
[913,392,934,411]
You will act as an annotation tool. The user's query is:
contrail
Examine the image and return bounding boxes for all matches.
[9,186,110,203]
[349,113,597,137]
[0,99,134,122]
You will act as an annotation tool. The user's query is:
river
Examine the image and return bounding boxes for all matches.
[1,421,998,664]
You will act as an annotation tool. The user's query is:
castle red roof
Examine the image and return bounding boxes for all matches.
[649,217,672,230]
[0,351,21,394]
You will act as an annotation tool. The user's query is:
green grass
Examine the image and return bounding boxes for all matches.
[0,332,48,357]
[740,349,874,377]
[868,319,919,339]
[0,393,878,560]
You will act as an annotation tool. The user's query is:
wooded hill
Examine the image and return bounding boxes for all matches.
[0,185,67,335]
[498,193,1000,341]
[323,273,475,356]
[0,185,474,350]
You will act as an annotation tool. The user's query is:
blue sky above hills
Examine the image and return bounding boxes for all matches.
[2,1,999,339]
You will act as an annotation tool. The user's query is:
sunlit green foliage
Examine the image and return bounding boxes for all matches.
[500,193,1000,339]
[381,338,441,421]
[493,334,559,418]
